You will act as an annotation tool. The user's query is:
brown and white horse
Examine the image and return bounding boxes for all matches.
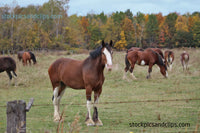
[127,47,164,60]
[48,40,113,126]
[180,51,189,71]
[164,50,174,71]
[124,49,168,79]
[0,57,17,86]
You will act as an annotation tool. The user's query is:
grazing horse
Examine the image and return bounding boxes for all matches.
[17,51,24,61]
[0,57,17,86]
[124,49,168,79]
[180,51,189,71]
[127,47,164,59]
[48,40,113,126]
[22,51,37,66]
[164,50,174,71]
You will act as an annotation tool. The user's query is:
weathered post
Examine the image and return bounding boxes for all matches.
[6,98,34,133]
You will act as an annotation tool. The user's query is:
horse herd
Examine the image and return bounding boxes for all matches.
[0,40,190,126]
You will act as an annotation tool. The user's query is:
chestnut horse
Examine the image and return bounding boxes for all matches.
[48,40,113,126]
[0,57,17,86]
[164,50,174,71]
[124,49,168,79]
[22,51,37,66]
[180,51,189,71]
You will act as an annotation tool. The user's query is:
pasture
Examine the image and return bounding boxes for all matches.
[0,48,200,133]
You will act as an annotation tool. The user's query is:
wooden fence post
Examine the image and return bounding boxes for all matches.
[6,98,34,133]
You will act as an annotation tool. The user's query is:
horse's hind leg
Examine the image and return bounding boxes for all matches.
[147,64,153,79]
[130,65,137,80]
[6,71,12,86]
[11,71,17,86]
[93,88,103,126]
[52,82,66,122]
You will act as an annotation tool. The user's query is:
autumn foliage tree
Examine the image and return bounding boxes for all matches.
[0,2,200,54]
[114,31,127,50]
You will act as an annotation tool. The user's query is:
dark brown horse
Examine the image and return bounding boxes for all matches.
[0,57,17,86]
[48,40,113,126]
[17,51,24,61]
[124,49,168,79]
[164,50,174,71]
[22,51,37,66]
[180,51,189,71]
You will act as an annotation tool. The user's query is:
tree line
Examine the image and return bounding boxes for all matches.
[0,0,200,53]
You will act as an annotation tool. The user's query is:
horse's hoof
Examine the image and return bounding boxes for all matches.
[54,116,61,122]
[95,119,103,126]
[146,76,151,79]
[85,119,95,126]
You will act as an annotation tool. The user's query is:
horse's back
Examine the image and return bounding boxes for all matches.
[22,52,31,59]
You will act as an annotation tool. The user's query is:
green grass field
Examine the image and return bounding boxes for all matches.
[0,48,200,133]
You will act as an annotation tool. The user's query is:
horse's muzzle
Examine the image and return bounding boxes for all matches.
[107,65,112,71]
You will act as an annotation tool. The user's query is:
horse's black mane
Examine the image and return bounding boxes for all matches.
[28,51,37,63]
[152,50,167,70]
[90,46,103,59]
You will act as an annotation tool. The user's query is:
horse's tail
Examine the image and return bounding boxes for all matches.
[29,51,37,64]
[125,53,130,70]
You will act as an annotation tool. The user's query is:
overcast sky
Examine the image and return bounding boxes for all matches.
[1,0,200,16]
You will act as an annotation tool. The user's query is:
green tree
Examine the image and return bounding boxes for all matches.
[145,14,159,46]
[164,12,178,47]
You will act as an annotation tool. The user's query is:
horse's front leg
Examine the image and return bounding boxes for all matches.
[85,86,95,126]
[147,64,153,79]
[29,59,31,65]
[93,88,103,126]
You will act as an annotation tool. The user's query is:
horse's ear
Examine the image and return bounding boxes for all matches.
[102,40,105,47]
[109,40,113,47]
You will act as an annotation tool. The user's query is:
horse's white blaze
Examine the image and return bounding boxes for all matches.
[140,60,145,65]
[103,48,112,66]
[87,100,92,119]
[169,57,172,63]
